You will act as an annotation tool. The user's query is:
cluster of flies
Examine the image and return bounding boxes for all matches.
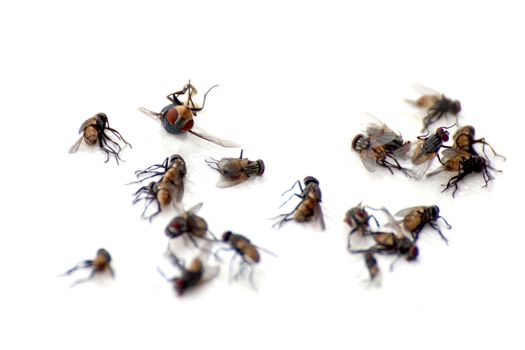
[352,85,505,197]
[64,82,274,294]
[345,203,451,280]
[63,82,506,290]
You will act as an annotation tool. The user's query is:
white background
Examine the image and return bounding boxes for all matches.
[1,1,523,349]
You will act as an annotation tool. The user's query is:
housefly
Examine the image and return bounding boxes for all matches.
[352,115,412,176]
[205,149,265,187]
[273,176,325,231]
[405,84,461,131]
[214,231,276,290]
[158,250,219,296]
[69,113,131,163]
[165,203,217,248]
[60,248,114,287]
[427,148,500,197]
[130,154,186,203]
[139,81,238,147]
[410,125,454,180]
[394,205,451,243]
[344,202,380,249]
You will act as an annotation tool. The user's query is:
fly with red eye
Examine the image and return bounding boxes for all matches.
[138,81,238,148]
[164,203,218,249]
[410,125,454,180]
[344,202,380,250]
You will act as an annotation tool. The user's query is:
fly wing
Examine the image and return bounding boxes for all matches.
[200,265,220,284]
[361,113,399,145]
[412,83,441,96]
[381,207,409,239]
[412,154,437,180]
[189,129,240,148]
[359,150,378,172]
[172,183,185,203]
[216,173,249,188]
[395,206,424,218]
[138,107,163,120]
[408,140,437,180]
[68,135,84,154]
[314,203,326,231]
[187,202,204,214]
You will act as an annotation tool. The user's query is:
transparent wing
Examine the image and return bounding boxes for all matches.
[216,173,249,188]
[359,150,378,172]
[379,207,407,238]
[412,154,437,180]
[189,129,239,148]
[412,83,441,96]
[68,135,84,154]
[408,140,437,180]
[200,265,220,283]
[173,183,185,203]
[187,202,204,214]
[395,206,424,218]
[138,107,163,120]
[314,203,326,231]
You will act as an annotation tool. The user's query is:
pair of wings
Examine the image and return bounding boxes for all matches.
[139,107,239,148]
[356,114,408,173]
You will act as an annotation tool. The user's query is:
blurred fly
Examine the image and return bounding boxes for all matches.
[165,203,217,248]
[273,176,325,231]
[158,250,219,296]
[205,149,265,187]
[214,231,276,290]
[69,113,131,163]
[60,248,114,287]
[405,84,461,131]
[427,149,500,197]
[452,125,505,160]
[344,202,380,249]
[139,81,238,147]
[352,115,412,176]
[394,205,451,243]
[351,208,419,269]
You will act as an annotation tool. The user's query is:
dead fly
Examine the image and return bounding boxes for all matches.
[344,203,380,249]
[394,206,451,243]
[139,81,238,147]
[427,149,500,197]
[410,125,454,180]
[273,176,325,231]
[205,149,265,187]
[214,231,276,290]
[165,203,217,248]
[452,125,505,160]
[351,207,419,272]
[69,113,131,163]
[352,116,412,176]
[405,85,461,131]
[132,180,174,221]
[158,250,219,296]
[351,231,419,265]
[60,248,114,287]
[129,154,186,203]
[364,252,380,280]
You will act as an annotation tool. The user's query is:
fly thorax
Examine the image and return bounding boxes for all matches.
[84,126,99,145]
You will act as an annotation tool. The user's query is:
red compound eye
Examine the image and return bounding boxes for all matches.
[166,108,179,124]
[180,119,194,132]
